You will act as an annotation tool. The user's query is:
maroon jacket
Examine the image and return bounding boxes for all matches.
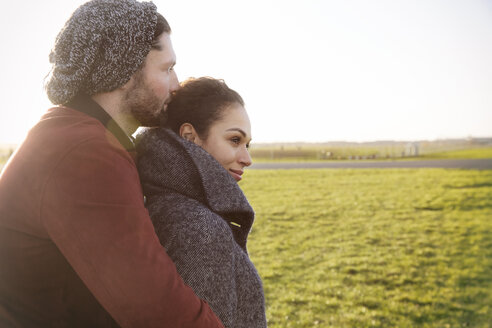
[0,96,224,328]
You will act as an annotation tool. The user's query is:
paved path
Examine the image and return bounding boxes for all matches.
[249,158,492,170]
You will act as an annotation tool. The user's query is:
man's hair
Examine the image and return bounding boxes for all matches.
[165,77,244,139]
[134,13,171,74]
[152,13,171,50]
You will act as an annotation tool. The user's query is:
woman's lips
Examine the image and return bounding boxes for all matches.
[229,169,244,182]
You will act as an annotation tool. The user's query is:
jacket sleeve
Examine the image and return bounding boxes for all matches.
[156,205,239,328]
[40,138,224,328]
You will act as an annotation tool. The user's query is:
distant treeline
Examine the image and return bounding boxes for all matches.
[249,138,492,161]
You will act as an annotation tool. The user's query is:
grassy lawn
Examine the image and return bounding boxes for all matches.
[240,168,492,327]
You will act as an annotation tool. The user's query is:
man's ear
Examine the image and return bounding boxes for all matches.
[119,74,136,91]
[179,123,199,144]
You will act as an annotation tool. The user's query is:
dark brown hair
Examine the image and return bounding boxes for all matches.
[151,13,171,50]
[164,77,245,139]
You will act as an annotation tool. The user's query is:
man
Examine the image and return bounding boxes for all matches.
[0,0,224,327]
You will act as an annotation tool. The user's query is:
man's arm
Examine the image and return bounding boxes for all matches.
[40,138,224,328]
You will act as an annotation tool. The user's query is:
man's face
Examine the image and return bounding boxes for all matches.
[124,33,178,127]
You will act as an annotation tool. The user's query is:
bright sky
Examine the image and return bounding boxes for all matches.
[1,0,491,144]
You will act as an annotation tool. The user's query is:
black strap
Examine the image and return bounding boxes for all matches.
[66,94,135,152]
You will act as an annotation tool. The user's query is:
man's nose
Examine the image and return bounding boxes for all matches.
[170,70,179,92]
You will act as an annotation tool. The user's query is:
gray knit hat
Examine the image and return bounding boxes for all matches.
[46,0,158,105]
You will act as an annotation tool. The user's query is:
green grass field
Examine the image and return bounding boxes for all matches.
[240,168,492,327]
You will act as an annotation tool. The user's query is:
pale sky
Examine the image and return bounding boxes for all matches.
[1,0,491,144]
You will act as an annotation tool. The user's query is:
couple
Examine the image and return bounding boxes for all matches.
[0,0,265,327]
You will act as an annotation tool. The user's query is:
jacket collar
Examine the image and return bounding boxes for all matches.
[136,128,255,251]
[66,94,135,153]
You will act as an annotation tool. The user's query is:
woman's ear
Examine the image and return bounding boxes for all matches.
[179,123,200,144]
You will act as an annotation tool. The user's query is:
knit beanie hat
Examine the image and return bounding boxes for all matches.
[46,0,158,105]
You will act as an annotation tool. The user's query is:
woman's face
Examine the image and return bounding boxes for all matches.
[195,103,252,182]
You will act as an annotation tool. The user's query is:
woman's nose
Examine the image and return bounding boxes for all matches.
[239,147,252,167]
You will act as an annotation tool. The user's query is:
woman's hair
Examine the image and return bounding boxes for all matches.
[164,77,244,139]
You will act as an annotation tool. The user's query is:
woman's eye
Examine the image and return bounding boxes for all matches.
[231,137,241,144]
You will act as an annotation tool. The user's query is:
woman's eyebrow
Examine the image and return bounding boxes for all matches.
[226,128,246,137]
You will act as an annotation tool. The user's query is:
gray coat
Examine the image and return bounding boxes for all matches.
[136,128,267,328]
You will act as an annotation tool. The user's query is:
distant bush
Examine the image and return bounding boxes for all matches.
[249,145,405,161]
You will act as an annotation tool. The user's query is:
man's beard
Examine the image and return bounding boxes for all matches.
[123,73,167,127]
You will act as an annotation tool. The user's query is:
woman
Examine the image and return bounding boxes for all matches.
[136,77,267,328]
